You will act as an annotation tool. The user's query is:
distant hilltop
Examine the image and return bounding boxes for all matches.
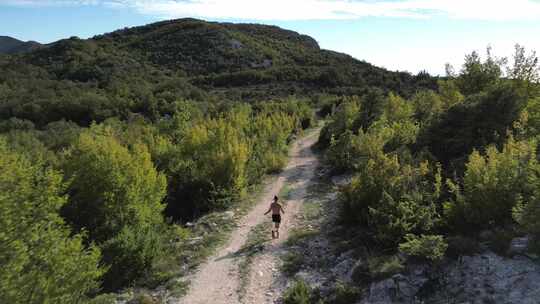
[0,36,43,54]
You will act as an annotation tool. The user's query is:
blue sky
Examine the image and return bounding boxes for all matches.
[1,0,540,75]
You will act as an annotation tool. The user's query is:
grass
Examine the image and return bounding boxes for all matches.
[279,183,293,202]
[282,252,305,276]
[364,255,405,281]
[285,227,319,246]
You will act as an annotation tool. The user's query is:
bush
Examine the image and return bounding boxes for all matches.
[282,252,305,276]
[0,139,103,304]
[61,127,167,290]
[330,282,361,304]
[283,280,313,304]
[340,154,442,245]
[318,98,360,149]
[487,229,515,256]
[399,234,448,262]
[513,187,540,253]
[446,235,480,258]
[419,83,527,167]
[352,255,404,283]
[62,127,167,242]
[444,137,537,230]
[164,103,302,220]
[101,226,164,290]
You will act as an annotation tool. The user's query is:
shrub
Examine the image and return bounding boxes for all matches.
[418,83,527,167]
[330,282,362,304]
[101,226,164,290]
[61,127,167,290]
[399,234,448,262]
[371,255,404,278]
[353,255,404,282]
[411,90,443,125]
[318,98,360,149]
[0,139,103,304]
[62,127,167,242]
[446,235,480,258]
[513,186,540,253]
[444,137,537,230]
[164,103,301,220]
[283,280,312,304]
[340,154,442,245]
[487,229,515,256]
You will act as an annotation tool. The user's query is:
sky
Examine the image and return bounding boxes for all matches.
[1,0,540,75]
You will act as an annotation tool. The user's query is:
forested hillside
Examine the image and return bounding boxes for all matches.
[0,18,436,127]
[0,36,42,54]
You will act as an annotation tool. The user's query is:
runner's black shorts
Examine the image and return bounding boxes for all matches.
[272,214,281,223]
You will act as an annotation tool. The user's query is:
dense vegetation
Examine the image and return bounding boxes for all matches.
[0,18,436,129]
[318,45,540,265]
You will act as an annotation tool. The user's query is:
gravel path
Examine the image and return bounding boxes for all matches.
[177,129,320,304]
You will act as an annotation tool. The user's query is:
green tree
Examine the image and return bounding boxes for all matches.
[438,80,464,110]
[318,98,360,148]
[457,48,506,95]
[444,137,537,230]
[62,127,167,242]
[0,139,103,304]
[355,88,386,131]
[340,150,442,245]
[411,90,443,125]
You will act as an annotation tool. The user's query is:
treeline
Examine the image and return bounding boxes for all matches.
[318,45,540,267]
[0,98,313,303]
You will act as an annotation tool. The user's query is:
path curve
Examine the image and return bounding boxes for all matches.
[177,129,320,304]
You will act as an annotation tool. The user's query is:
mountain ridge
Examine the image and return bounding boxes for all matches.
[0,36,42,54]
[0,18,437,126]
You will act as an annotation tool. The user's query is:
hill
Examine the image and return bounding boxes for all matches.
[0,36,42,54]
[0,18,437,127]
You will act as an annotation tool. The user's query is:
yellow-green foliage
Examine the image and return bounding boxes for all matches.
[340,149,442,245]
[326,126,392,172]
[384,93,414,123]
[411,90,443,125]
[61,126,168,290]
[62,126,167,241]
[522,97,540,138]
[251,111,295,174]
[163,100,306,219]
[438,79,464,110]
[182,116,250,196]
[283,280,312,304]
[318,98,360,148]
[399,234,448,262]
[324,93,419,172]
[513,187,540,252]
[0,139,103,304]
[444,137,538,229]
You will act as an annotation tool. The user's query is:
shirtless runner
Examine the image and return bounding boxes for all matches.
[264,195,285,239]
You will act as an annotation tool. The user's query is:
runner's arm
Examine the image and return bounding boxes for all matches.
[264,205,272,215]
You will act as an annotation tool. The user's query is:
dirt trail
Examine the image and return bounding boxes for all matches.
[177,129,320,304]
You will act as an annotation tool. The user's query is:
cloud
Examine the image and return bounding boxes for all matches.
[3,0,540,21]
